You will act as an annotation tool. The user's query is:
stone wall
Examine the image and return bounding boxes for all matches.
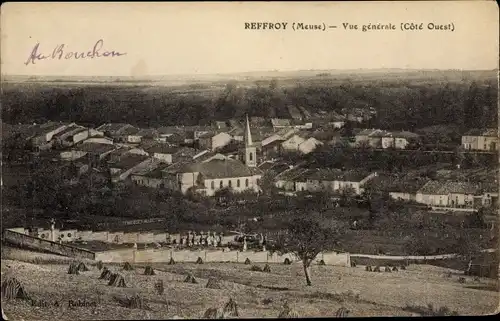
[3,230,95,260]
[94,248,351,266]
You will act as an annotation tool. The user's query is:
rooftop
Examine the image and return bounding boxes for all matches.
[417,180,481,195]
[77,142,117,154]
[306,169,372,182]
[51,125,87,139]
[180,158,259,179]
[109,154,150,170]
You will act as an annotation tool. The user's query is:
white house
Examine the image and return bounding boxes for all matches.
[298,137,323,154]
[198,132,232,151]
[281,134,307,152]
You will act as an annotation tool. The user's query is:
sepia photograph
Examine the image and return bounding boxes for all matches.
[1,1,499,319]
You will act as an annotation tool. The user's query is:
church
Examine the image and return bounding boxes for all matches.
[170,115,263,196]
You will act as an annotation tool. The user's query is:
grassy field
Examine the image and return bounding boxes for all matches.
[2,248,498,320]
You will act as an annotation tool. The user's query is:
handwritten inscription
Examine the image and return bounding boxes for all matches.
[24,39,126,66]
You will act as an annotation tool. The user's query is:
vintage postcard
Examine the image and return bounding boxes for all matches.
[1,1,499,319]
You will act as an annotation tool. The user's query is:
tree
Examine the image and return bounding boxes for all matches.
[275,217,339,286]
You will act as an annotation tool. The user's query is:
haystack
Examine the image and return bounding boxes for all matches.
[283,258,291,265]
[318,260,326,266]
[206,277,222,289]
[68,262,80,275]
[108,273,127,287]
[278,302,299,318]
[223,298,239,317]
[96,261,104,270]
[155,280,165,295]
[250,265,263,272]
[263,264,271,273]
[1,277,30,301]
[392,266,399,272]
[123,262,134,271]
[99,267,113,280]
[144,266,156,276]
[384,266,392,273]
[196,257,204,264]
[168,257,176,265]
[184,273,198,284]
[77,262,90,272]
[335,307,350,317]
[365,266,372,272]
[115,294,150,310]
[373,266,381,272]
[203,307,223,319]
[244,258,251,265]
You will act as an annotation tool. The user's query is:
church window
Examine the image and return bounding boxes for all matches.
[245,179,249,187]
[249,152,253,161]
[211,181,215,189]
[229,180,232,188]
[237,179,240,187]
[220,180,223,189]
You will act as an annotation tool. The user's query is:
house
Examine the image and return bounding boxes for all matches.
[354,129,390,148]
[120,126,142,144]
[82,136,113,145]
[133,128,159,143]
[261,138,285,160]
[198,132,232,151]
[304,169,378,195]
[416,180,479,209]
[63,142,117,163]
[298,137,323,154]
[461,128,498,151]
[281,134,307,152]
[130,163,171,188]
[171,147,199,163]
[165,158,262,196]
[271,118,292,129]
[96,123,136,139]
[343,107,376,123]
[145,145,197,164]
[328,113,346,129]
[387,176,431,202]
[261,128,297,146]
[27,122,71,151]
[274,166,313,192]
[146,145,178,164]
[51,125,91,148]
[381,131,420,149]
[108,154,155,182]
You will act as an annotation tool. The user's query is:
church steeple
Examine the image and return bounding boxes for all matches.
[245,114,253,147]
[242,114,256,167]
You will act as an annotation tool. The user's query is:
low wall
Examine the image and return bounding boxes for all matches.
[3,230,96,260]
[94,248,351,266]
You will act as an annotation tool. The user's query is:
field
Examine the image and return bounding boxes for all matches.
[2,248,498,319]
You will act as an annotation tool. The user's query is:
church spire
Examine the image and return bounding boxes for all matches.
[245,114,253,147]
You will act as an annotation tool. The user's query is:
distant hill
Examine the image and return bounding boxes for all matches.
[2,68,497,85]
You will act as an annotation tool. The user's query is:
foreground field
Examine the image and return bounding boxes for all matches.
[1,252,498,320]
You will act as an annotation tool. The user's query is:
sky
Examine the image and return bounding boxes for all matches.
[1,1,498,77]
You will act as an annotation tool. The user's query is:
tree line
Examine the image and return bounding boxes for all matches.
[2,78,497,132]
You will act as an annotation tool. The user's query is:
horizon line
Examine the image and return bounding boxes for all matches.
[2,67,498,79]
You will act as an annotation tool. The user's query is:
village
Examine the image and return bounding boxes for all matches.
[2,105,498,206]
